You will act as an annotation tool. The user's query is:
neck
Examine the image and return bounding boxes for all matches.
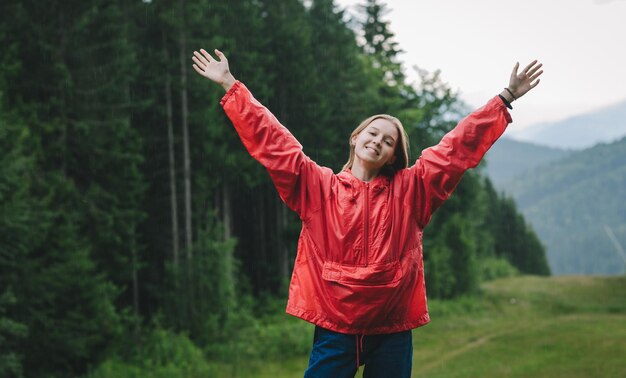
[350,161,380,182]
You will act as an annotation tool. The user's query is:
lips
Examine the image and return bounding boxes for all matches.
[366,146,380,155]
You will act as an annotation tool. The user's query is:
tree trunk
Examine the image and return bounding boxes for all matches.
[131,231,139,319]
[223,182,232,240]
[127,79,140,320]
[178,0,195,327]
[58,9,68,177]
[123,0,140,329]
[277,196,289,281]
[222,182,235,302]
[164,32,180,269]
[257,188,267,292]
[178,0,193,258]
[277,40,290,283]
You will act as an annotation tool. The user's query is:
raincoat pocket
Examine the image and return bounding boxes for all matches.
[321,260,403,287]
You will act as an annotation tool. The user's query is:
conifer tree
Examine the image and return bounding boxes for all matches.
[0,1,142,374]
[0,99,31,378]
[307,0,377,168]
[356,0,409,113]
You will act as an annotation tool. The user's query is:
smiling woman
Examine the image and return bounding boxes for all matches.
[192,47,542,377]
[343,114,409,182]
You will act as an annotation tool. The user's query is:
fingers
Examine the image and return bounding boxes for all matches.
[530,78,541,89]
[192,64,205,76]
[510,62,520,80]
[526,62,543,78]
[512,62,520,74]
[522,61,543,94]
[193,48,227,66]
[200,48,215,62]
[523,60,543,88]
[214,49,227,62]
[516,60,543,84]
[507,60,543,98]
[192,55,206,70]
[522,60,538,74]
[529,69,543,82]
[195,50,211,66]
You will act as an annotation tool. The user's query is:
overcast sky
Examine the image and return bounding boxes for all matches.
[335,0,626,131]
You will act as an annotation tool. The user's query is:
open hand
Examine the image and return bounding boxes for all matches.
[192,49,236,91]
[507,60,543,99]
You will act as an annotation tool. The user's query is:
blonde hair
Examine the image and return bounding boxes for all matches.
[342,114,410,176]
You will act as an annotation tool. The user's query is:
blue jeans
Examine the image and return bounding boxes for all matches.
[304,326,413,378]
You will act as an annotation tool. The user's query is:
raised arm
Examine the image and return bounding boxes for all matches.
[409,61,544,227]
[192,49,331,219]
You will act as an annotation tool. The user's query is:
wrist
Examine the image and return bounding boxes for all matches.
[500,88,515,103]
[221,74,236,92]
[498,94,513,110]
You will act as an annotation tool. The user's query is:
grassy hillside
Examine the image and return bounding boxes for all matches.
[409,276,626,378]
[89,276,625,377]
[200,276,625,377]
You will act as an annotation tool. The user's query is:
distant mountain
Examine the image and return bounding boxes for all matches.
[482,138,571,188]
[499,137,626,275]
[508,100,626,149]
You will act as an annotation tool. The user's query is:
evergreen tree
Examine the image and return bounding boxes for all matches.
[356,0,408,113]
[1,1,142,374]
[0,91,121,377]
[482,177,550,275]
[0,290,27,378]
[0,94,31,378]
[425,173,486,298]
[359,0,405,87]
[307,0,376,168]
[136,0,261,338]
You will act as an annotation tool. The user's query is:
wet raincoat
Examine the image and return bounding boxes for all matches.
[221,81,511,335]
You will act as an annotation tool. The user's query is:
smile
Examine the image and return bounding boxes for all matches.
[366,146,380,155]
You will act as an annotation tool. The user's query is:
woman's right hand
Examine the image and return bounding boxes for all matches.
[192,49,236,91]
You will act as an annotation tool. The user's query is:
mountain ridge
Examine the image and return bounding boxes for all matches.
[508,99,626,149]
[482,137,570,188]
[485,136,626,275]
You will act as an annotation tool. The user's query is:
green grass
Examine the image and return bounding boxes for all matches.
[213,275,626,377]
[89,276,625,377]
[409,275,626,378]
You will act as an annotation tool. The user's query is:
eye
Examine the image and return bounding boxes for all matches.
[368,131,376,136]
[385,141,393,146]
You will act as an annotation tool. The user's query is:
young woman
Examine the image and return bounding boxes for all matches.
[192,48,542,378]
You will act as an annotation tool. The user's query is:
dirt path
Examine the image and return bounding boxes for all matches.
[415,323,529,375]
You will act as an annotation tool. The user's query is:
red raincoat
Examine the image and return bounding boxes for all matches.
[221,81,511,335]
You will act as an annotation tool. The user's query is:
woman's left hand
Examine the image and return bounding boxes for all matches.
[507,60,543,100]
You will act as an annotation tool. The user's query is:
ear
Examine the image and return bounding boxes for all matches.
[350,135,357,147]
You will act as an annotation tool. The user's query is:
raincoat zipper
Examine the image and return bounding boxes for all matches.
[363,183,369,267]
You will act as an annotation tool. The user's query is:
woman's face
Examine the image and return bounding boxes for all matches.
[351,118,399,171]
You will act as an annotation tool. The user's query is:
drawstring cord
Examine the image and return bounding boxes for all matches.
[355,334,365,369]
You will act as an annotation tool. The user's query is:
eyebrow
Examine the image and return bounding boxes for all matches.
[369,126,397,143]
